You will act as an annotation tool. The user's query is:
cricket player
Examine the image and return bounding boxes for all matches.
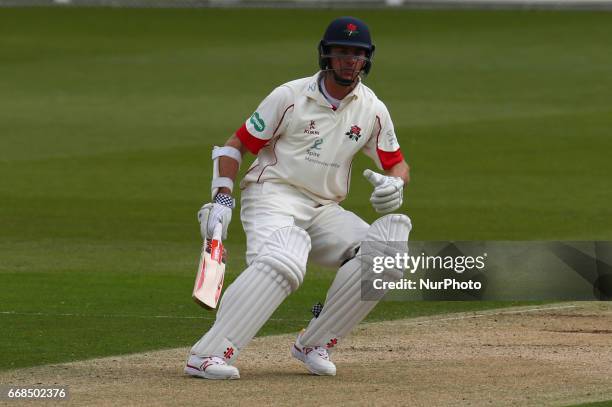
[185,16,412,379]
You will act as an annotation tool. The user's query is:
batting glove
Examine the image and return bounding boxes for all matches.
[363,169,404,214]
[197,193,234,240]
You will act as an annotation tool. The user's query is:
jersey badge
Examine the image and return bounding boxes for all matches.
[304,120,320,136]
[249,112,266,132]
[345,125,362,142]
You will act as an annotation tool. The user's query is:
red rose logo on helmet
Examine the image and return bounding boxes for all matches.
[344,23,359,37]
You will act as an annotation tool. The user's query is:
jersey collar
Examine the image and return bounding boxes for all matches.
[305,71,362,108]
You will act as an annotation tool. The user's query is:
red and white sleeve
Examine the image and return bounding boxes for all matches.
[362,101,404,170]
[235,86,293,155]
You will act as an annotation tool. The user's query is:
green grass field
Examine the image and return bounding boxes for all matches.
[1,8,611,371]
[568,401,612,407]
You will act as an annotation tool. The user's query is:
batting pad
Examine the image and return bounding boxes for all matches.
[191,226,310,363]
[299,214,411,349]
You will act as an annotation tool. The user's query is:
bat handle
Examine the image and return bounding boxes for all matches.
[212,222,223,241]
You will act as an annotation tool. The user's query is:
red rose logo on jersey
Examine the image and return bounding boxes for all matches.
[345,125,362,141]
[345,23,359,37]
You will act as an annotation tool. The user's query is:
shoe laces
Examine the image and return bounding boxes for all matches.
[312,347,330,360]
[201,356,226,369]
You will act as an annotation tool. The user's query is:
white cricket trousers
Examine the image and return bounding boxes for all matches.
[240,182,369,267]
[190,181,374,362]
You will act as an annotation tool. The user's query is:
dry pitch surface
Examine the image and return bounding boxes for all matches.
[2,303,611,406]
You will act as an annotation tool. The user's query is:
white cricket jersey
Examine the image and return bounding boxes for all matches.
[236,72,404,204]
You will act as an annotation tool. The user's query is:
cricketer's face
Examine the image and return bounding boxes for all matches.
[328,45,367,83]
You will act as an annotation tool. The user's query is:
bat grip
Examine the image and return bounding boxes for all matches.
[212,222,223,241]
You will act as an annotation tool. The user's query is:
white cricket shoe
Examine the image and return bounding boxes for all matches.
[184,355,240,380]
[291,335,336,376]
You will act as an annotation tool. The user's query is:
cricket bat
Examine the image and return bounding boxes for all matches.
[192,223,226,309]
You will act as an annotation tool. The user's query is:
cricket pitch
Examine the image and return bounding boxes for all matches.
[2,303,611,406]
